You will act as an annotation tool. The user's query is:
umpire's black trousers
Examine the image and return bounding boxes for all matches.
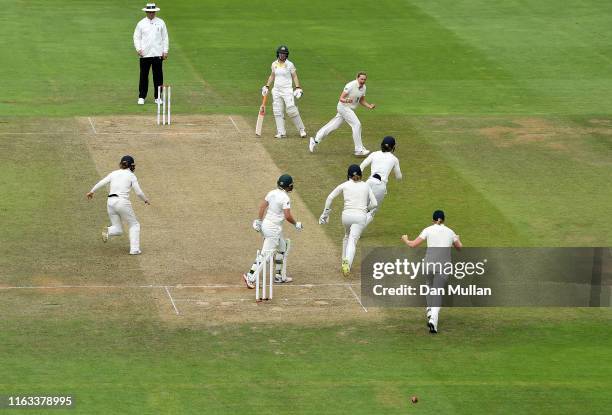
[139,57,164,99]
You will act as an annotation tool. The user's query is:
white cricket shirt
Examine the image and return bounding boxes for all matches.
[325,180,377,213]
[340,79,366,110]
[418,224,458,247]
[360,151,402,183]
[271,59,296,90]
[264,189,291,226]
[90,169,147,201]
[133,17,169,58]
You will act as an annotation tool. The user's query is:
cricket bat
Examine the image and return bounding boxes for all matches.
[255,94,268,136]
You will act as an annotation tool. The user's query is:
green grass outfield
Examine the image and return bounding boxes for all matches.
[1,0,612,413]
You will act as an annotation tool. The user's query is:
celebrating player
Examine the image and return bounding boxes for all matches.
[319,165,377,277]
[261,45,307,139]
[243,174,303,287]
[86,155,150,255]
[309,72,376,157]
[401,210,463,334]
[360,136,402,227]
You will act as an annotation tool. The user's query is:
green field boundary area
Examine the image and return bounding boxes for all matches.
[2,0,612,413]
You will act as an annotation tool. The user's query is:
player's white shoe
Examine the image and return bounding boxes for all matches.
[101,230,108,243]
[309,137,317,153]
[274,275,293,283]
[299,129,307,138]
[243,273,255,289]
[354,148,370,157]
[154,98,162,104]
[137,98,145,105]
[129,250,142,255]
[427,318,438,334]
[274,133,287,139]
[341,259,350,277]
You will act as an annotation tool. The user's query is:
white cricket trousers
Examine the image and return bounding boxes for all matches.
[426,273,449,328]
[246,221,288,280]
[365,177,386,226]
[260,221,287,255]
[272,87,305,135]
[341,209,367,267]
[106,197,141,253]
[314,103,365,152]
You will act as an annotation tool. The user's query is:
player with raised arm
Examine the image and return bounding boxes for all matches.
[319,165,377,277]
[86,155,150,255]
[401,210,462,334]
[360,136,402,227]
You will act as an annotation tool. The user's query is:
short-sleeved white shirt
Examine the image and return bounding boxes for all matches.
[264,189,291,226]
[418,224,458,247]
[271,59,296,90]
[340,79,366,110]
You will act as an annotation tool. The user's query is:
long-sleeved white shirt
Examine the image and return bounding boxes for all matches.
[133,17,169,58]
[325,180,377,213]
[360,151,402,183]
[90,169,147,201]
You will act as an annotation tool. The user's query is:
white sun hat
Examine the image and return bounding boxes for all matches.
[142,3,160,12]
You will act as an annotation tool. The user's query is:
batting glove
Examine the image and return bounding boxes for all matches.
[293,88,303,99]
[252,219,262,232]
[295,221,304,231]
[261,86,269,96]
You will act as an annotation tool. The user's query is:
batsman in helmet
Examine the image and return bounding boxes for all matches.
[261,45,307,139]
[243,174,304,287]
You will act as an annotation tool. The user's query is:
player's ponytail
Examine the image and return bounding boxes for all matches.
[432,210,445,224]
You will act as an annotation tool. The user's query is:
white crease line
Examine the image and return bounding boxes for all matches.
[0,282,360,290]
[0,132,233,136]
[347,284,368,313]
[228,116,241,133]
[0,284,162,290]
[164,286,180,315]
[174,297,354,302]
[87,117,97,134]
[174,283,361,288]
[0,132,72,135]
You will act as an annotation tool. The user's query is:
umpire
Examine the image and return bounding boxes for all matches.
[133,3,169,105]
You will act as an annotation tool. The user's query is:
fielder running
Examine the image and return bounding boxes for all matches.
[309,72,375,157]
[319,165,377,277]
[243,174,303,288]
[261,45,307,139]
[360,136,402,227]
[86,155,150,255]
[401,210,462,334]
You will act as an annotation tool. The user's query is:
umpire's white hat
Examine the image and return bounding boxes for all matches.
[142,3,160,12]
